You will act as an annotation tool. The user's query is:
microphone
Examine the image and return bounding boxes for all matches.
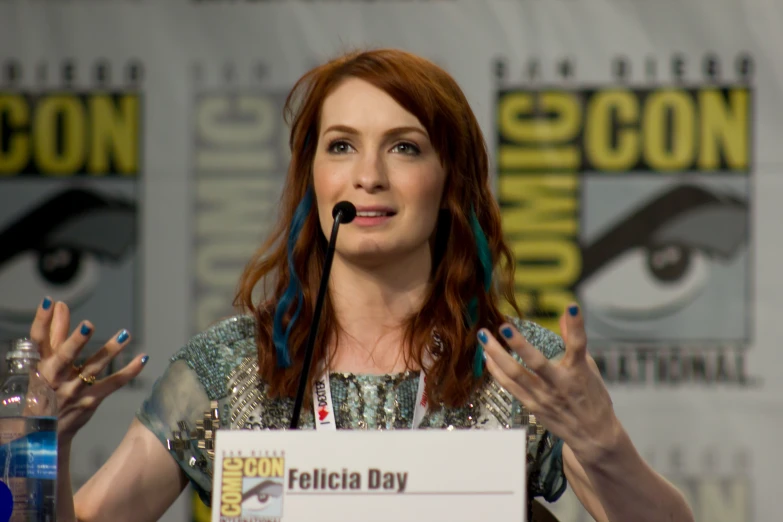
[290,201,356,429]
[332,201,357,223]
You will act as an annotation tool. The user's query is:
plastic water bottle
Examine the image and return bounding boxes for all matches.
[0,338,58,521]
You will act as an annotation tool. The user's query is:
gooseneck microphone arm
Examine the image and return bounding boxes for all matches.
[290,201,356,429]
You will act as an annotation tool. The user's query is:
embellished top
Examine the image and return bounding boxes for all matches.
[136,315,568,508]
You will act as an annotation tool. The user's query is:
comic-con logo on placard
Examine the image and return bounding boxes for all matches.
[494,53,754,386]
[0,59,142,360]
[219,452,285,522]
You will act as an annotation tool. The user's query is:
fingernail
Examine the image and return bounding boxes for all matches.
[141,355,149,366]
[481,348,487,362]
[42,297,52,310]
[117,330,130,343]
[477,330,488,344]
[568,305,579,317]
[500,326,514,339]
[80,324,92,336]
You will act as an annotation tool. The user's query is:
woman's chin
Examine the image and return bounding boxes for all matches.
[335,244,405,268]
[338,249,394,268]
[335,238,431,271]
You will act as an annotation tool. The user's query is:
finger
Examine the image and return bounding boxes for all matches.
[37,320,93,388]
[559,312,568,340]
[52,321,94,373]
[29,297,55,358]
[57,351,147,403]
[50,302,72,351]
[80,329,132,378]
[562,303,588,365]
[483,350,539,410]
[91,354,149,397]
[478,328,543,389]
[496,323,558,384]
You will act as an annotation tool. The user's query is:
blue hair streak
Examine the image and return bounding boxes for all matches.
[469,207,493,378]
[273,185,314,368]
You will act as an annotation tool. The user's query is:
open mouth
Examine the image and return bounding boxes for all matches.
[352,208,397,226]
[355,211,396,218]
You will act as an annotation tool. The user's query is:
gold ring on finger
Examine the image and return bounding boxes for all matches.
[78,372,96,386]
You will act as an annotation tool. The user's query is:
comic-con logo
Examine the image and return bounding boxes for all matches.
[190,62,287,335]
[0,59,142,360]
[219,453,285,522]
[495,54,754,386]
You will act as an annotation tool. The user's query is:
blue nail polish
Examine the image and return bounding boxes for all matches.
[477,330,488,344]
[117,330,129,343]
[141,355,149,366]
[568,305,579,317]
[501,326,514,339]
[42,298,52,310]
[80,324,92,336]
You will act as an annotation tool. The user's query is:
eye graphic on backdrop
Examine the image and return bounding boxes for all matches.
[578,184,747,329]
[241,479,283,513]
[0,188,136,327]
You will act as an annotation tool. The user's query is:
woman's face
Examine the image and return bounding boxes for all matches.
[312,77,446,268]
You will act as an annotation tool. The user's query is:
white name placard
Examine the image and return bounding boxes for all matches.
[210,430,527,522]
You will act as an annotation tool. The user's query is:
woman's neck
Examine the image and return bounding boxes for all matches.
[326,253,430,374]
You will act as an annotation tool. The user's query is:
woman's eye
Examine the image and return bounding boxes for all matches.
[392,142,420,155]
[328,140,353,154]
[326,140,420,155]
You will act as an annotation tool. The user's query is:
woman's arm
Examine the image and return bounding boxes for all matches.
[73,419,189,522]
[57,441,76,522]
[562,432,693,522]
[479,305,695,522]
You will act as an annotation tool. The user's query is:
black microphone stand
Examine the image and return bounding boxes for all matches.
[289,203,355,429]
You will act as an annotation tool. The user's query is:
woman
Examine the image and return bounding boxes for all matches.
[30,49,694,522]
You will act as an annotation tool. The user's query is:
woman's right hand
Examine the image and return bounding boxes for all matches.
[28,297,148,443]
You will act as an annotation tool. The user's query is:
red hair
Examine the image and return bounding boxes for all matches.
[235,48,520,409]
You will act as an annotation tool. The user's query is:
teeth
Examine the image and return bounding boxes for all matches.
[356,211,390,217]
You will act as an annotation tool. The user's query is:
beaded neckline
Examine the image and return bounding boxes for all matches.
[326,370,419,379]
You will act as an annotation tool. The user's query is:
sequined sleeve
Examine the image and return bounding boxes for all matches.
[510,318,569,503]
[135,359,213,502]
[135,315,258,504]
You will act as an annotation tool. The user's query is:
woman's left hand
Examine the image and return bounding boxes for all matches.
[479,304,619,465]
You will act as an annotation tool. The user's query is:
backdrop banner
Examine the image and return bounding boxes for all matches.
[0,2,779,521]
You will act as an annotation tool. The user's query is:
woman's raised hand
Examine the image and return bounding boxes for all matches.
[28,297,148,443]
[479,304,620,464]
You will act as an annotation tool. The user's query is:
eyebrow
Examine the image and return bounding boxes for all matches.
[322,124,429,138]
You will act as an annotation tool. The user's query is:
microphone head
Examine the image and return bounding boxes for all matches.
[332,201,356,224]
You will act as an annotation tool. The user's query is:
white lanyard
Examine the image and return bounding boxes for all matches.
[312,365,429,431]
